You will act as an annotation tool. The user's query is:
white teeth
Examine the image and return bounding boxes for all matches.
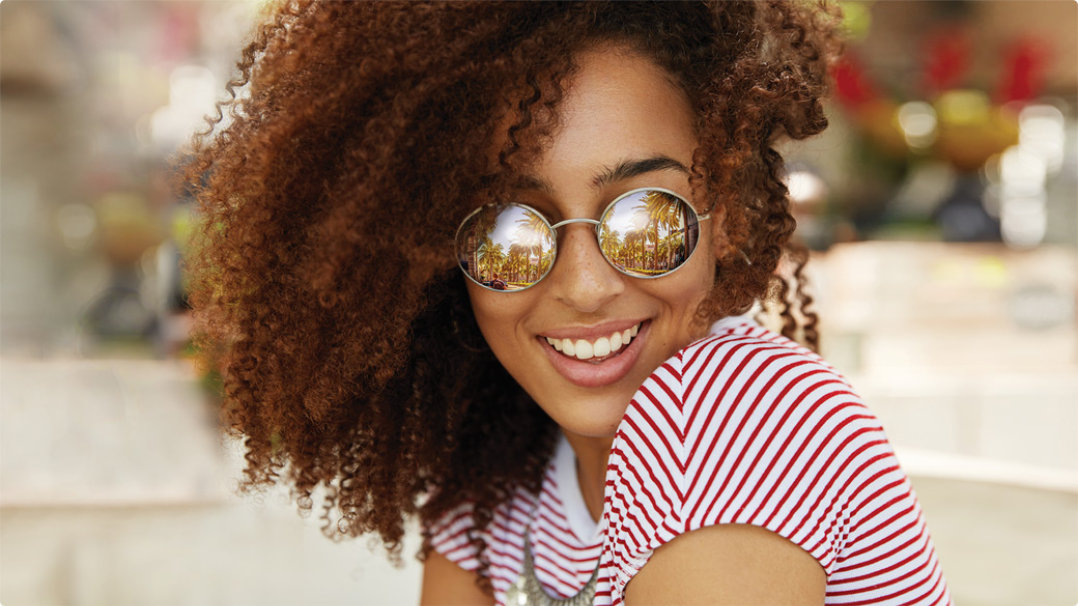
[593,337,611,357]
[544,323,642,362]
[561,338,575,356]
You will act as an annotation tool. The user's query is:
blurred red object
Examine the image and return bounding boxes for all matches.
[832,53,880,112]
[996,37,1052,104]
[921,27,971,97]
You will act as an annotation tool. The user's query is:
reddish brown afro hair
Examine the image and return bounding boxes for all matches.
[185,0,840,582]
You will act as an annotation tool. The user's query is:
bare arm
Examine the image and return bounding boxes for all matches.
[625,524,826,605]
[419,550,494,606]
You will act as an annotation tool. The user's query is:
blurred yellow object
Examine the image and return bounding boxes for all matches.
[934,90,1019,172]
[96,191,164,266]
[858,98,908,157]
[935,90,992,126]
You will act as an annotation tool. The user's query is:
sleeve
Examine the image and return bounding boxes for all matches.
[602,331,950,604]
[425,500,482,572]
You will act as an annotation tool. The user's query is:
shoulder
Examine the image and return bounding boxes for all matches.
[606,316,907,567]
[603,318,950,603]
[679,317,858,413]
[425,486,537,575]
[621,317,876,467]
[624,522,826,605]
[426,500,485,572]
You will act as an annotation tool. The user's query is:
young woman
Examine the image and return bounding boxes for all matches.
[187,2,950,604]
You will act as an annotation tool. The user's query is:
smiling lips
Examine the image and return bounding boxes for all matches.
[538,321,648,388]
[545,323,640,363]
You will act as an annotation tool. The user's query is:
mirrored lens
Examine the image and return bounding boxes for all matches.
[597,189,700,278]
[456,204,556,291]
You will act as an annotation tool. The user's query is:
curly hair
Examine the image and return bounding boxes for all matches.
[185,0,840,587]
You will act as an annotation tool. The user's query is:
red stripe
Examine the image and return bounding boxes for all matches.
[681,335,750,416]
[618,414,683,505]
[628,382,685,479]
[831,556,942,605]
[607,445,669,529]
[842,507,920,563]
[904,561,947,606]
[533,537,599,565]
[489,571,517,587]
[680,346,777,522]
[689,356,841,524]
[754,380,859,529]
[769,409,879,542]
[702,359,808,522]
[608,471,665,550]
[540,483,563,508]
[828,544,920,596]
[604,461,665,534]
[684,341,789,436]
[429,508,474,539]
[834,531,927,582]
[532,561,592,597]
[487,544,522,563]
[680,333,726,370]
[707,360,827,522]
[635,380,681,440]
[784,423,883,543]
[536,509,572,536]
[440,542,479,563]
[431,522,477,553]
[854,481,911,528]
[653,360,684,407]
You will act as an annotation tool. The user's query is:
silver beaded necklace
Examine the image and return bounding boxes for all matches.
[504,536,600,606]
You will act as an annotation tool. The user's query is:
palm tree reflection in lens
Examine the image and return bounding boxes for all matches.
[460,205,556,290]
[598,190,694,277]
[456,190,701,291]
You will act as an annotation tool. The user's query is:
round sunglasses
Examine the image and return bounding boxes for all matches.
[456,187,711,292]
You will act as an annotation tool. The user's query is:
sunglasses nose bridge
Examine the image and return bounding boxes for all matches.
[548,217,610,271]
[549,217,600,231]
[544,219,626,312]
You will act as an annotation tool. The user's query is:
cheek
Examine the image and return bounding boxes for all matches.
[466,284,531,356]
[665,235,717,334]
[679,264,715,319]
[683,222,717,290]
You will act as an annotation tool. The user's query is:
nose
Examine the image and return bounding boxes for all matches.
[547,224,625,313]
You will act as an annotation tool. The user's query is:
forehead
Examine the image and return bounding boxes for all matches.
[530,46,697,193]
[471,43,698,221]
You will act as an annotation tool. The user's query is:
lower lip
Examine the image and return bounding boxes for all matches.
[539,322,649,388]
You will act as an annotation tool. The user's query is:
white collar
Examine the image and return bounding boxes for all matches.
[553,434,603,544]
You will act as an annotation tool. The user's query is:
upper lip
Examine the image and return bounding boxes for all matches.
[538,319,645,341]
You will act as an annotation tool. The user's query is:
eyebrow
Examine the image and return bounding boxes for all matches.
[591,156,689,188]
[515,155,690,193]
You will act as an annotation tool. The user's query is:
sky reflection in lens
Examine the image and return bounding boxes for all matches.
[598,190,696,277]
[458,204,555,290]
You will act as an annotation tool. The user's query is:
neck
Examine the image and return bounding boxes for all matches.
[563,432,613,523]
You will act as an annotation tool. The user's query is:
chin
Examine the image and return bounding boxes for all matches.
[547,392,629,437]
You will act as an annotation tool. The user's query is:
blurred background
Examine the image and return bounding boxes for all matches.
[1,1,1075,604]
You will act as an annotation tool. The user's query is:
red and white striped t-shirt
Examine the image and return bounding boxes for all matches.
[429,317,951,605]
